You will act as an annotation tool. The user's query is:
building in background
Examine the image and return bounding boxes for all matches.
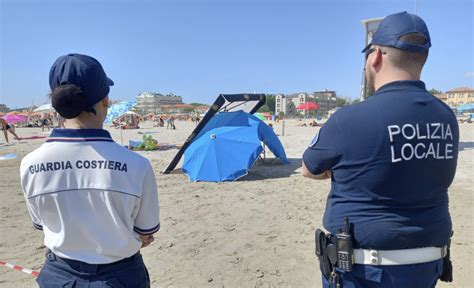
[8,106,34,113]
[135,92,183,115]
[433,93,448,106]
[275,90,337,117]
[446,87,474,108]
[313,90,338,116]
[275,94,287,116]
[0,104,9,114]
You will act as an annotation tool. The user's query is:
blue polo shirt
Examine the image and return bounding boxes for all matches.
[303,81,459,250]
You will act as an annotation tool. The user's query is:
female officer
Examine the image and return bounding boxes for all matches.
[20,53,160,287]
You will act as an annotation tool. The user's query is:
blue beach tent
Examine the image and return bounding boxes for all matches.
[182,111,289,182]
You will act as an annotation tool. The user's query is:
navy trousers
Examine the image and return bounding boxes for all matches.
[322,259,444,288]
[37,250,150,288]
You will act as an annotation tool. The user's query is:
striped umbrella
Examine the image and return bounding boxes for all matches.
[104,100,136,125]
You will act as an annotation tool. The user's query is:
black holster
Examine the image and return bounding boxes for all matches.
[315,229,337,280]
[440,231,453,282]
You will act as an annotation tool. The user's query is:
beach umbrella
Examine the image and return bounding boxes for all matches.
[182,125,263,182]
[254,112,267,121]
[2,114,28,124]
[182,111,289,182]
[103,100,137,145]
[296,102,320,111]
[196,111,288,163]
[457,103,474,112]
[104,100,136,124]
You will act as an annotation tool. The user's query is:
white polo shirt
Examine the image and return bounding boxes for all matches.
[20,129,160,264]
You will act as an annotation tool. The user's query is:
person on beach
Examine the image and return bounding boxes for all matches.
[195,112,200,126]
[302,12,459,287]
[0,118,21,143]
[167,116,176,130]
[20,53,160,287]
[40,114,51,132]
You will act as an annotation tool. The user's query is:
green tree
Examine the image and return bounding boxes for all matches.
[428,88,443,94]
[189,103,208,106]
[257,105,271,113]
[265,94,276,113]
[286,101,298,117]
[351,99,361,105]
[335,97,347,107]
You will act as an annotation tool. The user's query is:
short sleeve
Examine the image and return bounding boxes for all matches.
[20,162,43,230]
[133,163,160,235]
[25,197,43,230]
[302,114,344,175]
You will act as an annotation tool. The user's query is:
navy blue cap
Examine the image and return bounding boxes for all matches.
[49,53,114,112]
[362,11,431,53]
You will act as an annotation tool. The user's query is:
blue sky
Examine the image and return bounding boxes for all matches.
[1,0,473,108]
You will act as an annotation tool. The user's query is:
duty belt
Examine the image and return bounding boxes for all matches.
[315,228,454,284]
[353,246,447,265]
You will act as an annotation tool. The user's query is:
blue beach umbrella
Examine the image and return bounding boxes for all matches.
[182,111,289,182]
[196,111,289,164]
[457,103,474,112]
[104,100,136,125]
[182,125,263,182]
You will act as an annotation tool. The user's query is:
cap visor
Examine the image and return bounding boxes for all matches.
[361,44,371,53]
[107,77,114,86]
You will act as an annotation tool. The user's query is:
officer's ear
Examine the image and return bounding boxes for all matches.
[371,47,386,69]
[102,97,109,108]
[373,47,388,68]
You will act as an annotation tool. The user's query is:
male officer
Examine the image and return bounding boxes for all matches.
[302,12,459,287]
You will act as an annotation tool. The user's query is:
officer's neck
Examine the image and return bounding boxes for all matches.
[374,68,421,92]
[64,113,104,130]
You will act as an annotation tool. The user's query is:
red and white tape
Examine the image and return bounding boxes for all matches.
[0,261,39,277]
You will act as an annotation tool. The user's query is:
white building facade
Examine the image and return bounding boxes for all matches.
[135,92,183,115]
[275,90,337,117]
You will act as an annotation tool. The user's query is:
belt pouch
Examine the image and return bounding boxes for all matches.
[315,229,335,279]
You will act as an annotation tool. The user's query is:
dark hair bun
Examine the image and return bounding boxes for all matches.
[51,84,86,119]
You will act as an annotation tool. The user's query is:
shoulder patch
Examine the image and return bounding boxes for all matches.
[309,133,319,148]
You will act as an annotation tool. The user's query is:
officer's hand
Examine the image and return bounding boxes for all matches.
[301,161,332,180]
[139,234,155,248]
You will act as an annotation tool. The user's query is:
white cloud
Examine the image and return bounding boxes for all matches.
[465,71,474,78]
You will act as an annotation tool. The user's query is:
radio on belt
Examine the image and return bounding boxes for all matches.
[336,217,354,271]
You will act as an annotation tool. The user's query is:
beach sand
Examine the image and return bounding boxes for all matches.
[0,120,472,287]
